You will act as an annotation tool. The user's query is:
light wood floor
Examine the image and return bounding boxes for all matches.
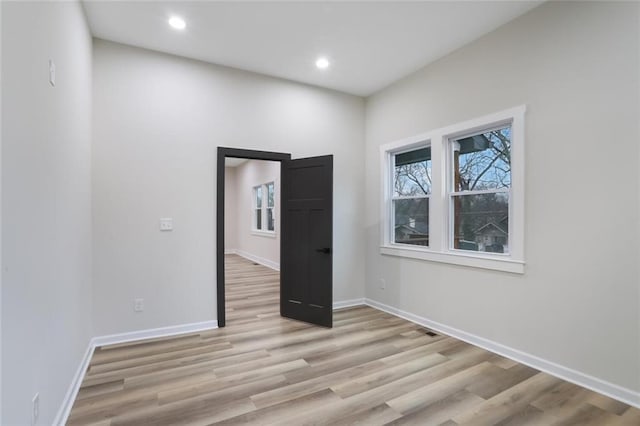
[68,254,640,425]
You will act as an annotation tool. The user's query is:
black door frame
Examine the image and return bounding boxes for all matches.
[216,147,291,327]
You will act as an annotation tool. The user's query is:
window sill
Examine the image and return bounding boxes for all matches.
[251,230,276,238]
[380,244,524,274]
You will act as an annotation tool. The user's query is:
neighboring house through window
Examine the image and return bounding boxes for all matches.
[380,106,525,273]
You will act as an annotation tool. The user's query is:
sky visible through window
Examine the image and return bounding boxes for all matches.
[456,126,511,192]
[394,148,432,197]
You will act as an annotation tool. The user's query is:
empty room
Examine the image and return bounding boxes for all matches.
[1,0,639,425]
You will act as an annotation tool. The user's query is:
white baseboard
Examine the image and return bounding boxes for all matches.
[52,339,95,426]
[234,249,280,271]
[54,320,218,425]
[92,320,218,347]
[364,298,640,409]
[333,298,365,310]
[224,248,237,255]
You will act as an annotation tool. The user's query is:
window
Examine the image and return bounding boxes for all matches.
[266,182,275,231]
[253,181,276,234]
[253,185,263,230]
[392,146,431,247]
[380,106,525,273]
[450,126,510,254]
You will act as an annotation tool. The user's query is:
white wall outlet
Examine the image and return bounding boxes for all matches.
[134,298,144,312]
[48,60,55,87]
[159,218,173,231]
[32,393,39,425]
[379,278,386,290]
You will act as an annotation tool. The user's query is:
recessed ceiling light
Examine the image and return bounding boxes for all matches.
[168,16,186,30]
[315,57,330,70]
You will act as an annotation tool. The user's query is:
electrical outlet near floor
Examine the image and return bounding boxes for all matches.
[379,278,386,290]
[134,298,144,312]
[32,393,39,425]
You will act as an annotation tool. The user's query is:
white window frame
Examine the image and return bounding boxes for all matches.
[380,105,525,274]
[252,181,276,237]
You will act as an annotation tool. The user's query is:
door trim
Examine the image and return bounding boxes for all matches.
[216,147,291,327]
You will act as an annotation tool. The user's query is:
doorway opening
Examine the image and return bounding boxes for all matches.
[217,148,290,327]
[223,156,282,324]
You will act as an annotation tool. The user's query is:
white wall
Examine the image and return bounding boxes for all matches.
[92,40,366,335]
[365,0,639,395]
[1,2,93,424]
[224,167,238,250]
[234,160,280,268]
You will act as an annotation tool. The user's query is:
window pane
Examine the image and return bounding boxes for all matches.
[452,192,508,253]
[394,147,431,196]
[255,186,262,208]
[267,208,274,231]
[454,126,511,192]
[267,182,275,207]
[393,198,429,246]
[255,208,262,230]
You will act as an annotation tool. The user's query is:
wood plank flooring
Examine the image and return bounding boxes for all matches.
[68,254,640,425]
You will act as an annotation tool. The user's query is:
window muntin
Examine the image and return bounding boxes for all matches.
[391,146,431,247]
[450,126,511,254]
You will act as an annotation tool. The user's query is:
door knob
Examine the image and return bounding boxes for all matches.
[315,247,332,254]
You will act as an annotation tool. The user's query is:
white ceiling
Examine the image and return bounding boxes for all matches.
[83,1,542,97]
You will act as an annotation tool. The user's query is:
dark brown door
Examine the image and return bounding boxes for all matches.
[280,155,333,328]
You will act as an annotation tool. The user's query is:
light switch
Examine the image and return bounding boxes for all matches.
[49,60,56,86]
[160,218,173,231]
[134,298,144,312]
